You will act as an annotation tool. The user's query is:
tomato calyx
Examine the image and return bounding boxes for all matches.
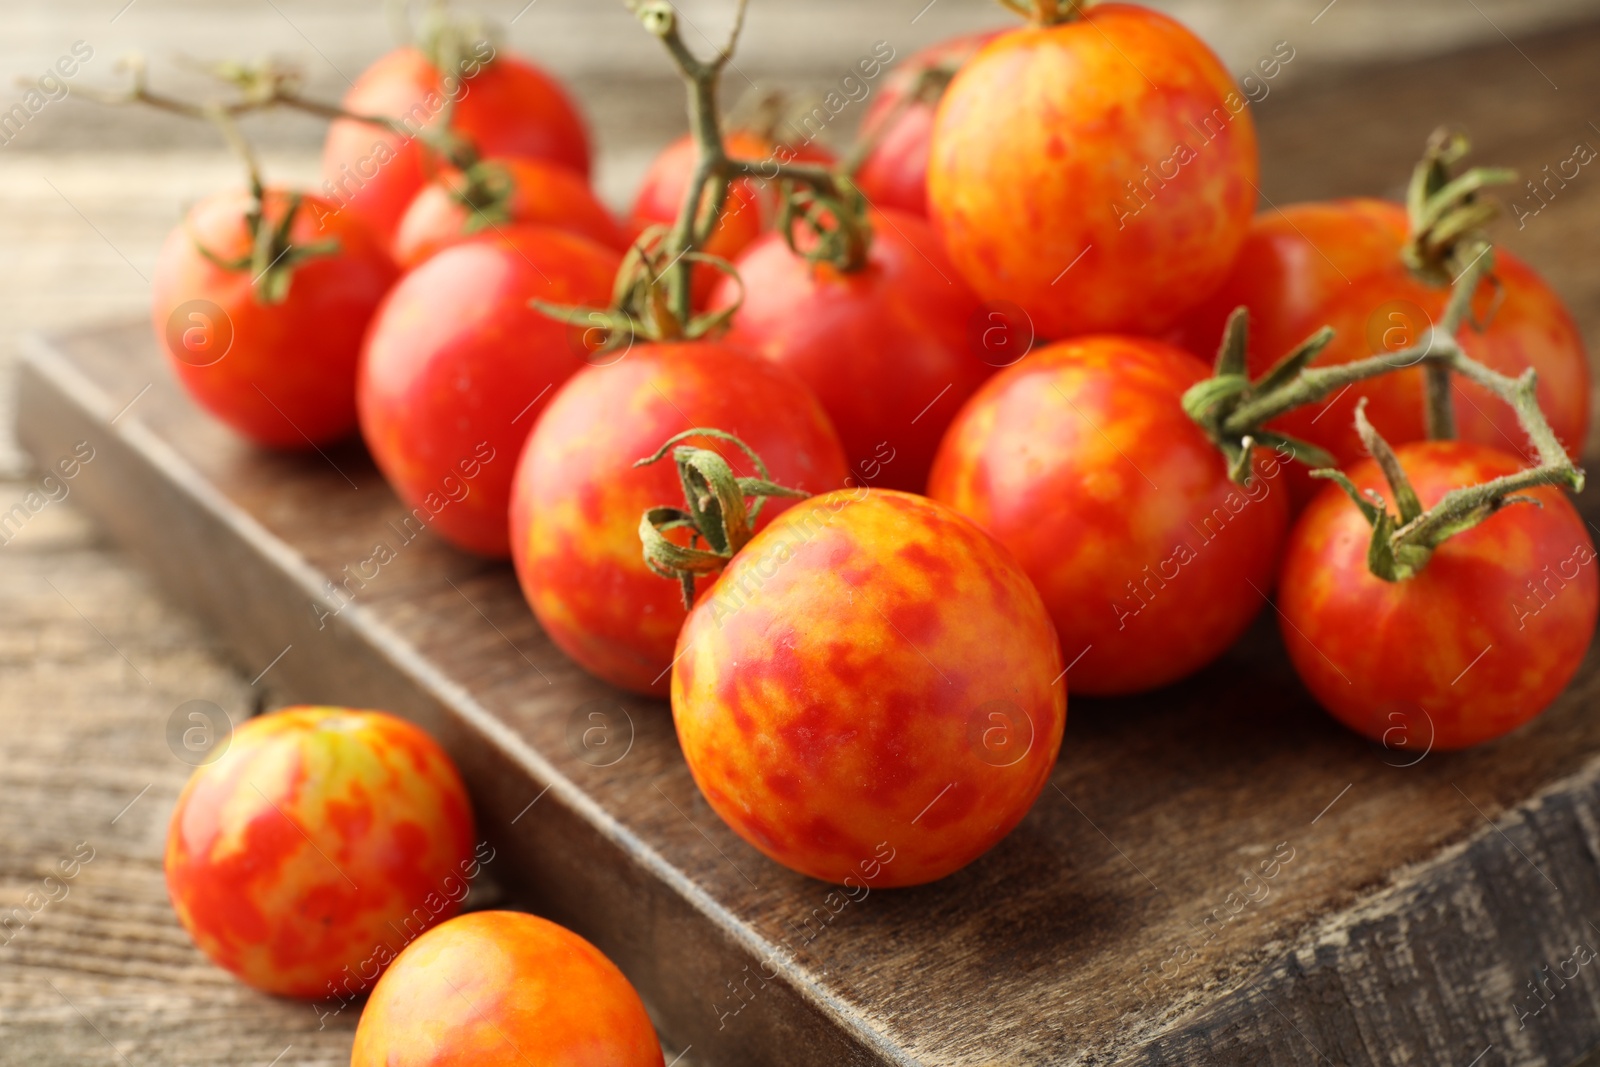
[189,182,341,305]
[634,428,809,607]
[995,0,1092,26]
[1402,127,1517,288]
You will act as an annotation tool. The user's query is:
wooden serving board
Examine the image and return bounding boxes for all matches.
[17,24,1600,1067]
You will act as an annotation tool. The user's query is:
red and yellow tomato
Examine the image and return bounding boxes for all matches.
[511,343,849,696]
[928,336,1289,695]
[150,187,397,448]
[359,226,621,557]
[351,910,663,1067]
[165,706,476,999]
[710,208,990,492]
[673,489,1065,886]
[928,4,1258,337]
[1278,441,1598,750]
[1173,199,1590,504]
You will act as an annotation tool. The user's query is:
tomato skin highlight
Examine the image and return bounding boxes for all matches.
[928,4,1258,338]
[393,157,630,268]
[672,489,1064,887]
[322,46,591,247]
[510,343,849,696]
[710,209,991,492]
[853,30,1002,218]
[164,707,476,999]
[1278,442,1598,750]
[350,910,663,1067]
[359,226,621,558]
[150,187,397,449]
[928,336,1289,695]
[1173,198,1591,505]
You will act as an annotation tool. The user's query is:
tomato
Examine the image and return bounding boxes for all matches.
[1172,199,1590,504]
[709,208,991,492]
[351,911,662,1067]
[322,46,591,247]
[853,31,1001,218]
[393,157,630,268]
[928,336,1289,695]
[672,488,1064,886]
[928,4,1257,338]
[165,706,475,999]
[629,131,834,305]
[359,226,621,557]
[1278,441,1597,749]
[510,343,849,696]
[150,187,397,449]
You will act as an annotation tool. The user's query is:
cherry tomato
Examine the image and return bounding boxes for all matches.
[673,488,1064,886]
[165,706,475,999]
[351,911,663,1067]
[359,226,621,557]
[629,131,834,305]
[393,157,630,268]
[853,30,1001,218]
[1173,199,1590,504]
[928,336,1289,695]
[322,46,591,247]
[510,343,848,696]
[709,208,991,492]
[150,187,397,449]
[928,5,1258,337]
[1279,441,1597,749]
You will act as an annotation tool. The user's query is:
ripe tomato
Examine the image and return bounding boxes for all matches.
[359,226,621,557]
[322,46,591,246]
[853,30,1000,218]
[928,5,1257,337]
[928,336,1289,695]
[672,489,1064,886]
[709,208,990,492]
[165,706,475,999]
[351,911,662,1067]
[1279,441,1597,749]
[150,187,397,449]
[510,343,849,696]
[393,157,630,268]
[1173,199,1590,504]
[629,131,834,305]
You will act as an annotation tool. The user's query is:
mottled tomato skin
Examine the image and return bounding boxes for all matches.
[351,911,663,1067]
[359,227,621,557]
[673,489,1064,886]
[854,31,1001,217]
[150,187,397,449]
[928,336,1289,695]
[322,47,591,246]
[393,157,630,267]
[1279,442,1598,750]
[164,707,475,999]
[928,5,1258,337]
[630,132,834,305]
[709,209,990,492]
[1173,199,1590,504]
[511,343,849,696]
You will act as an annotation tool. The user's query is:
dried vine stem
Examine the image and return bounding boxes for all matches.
[994,0,1091,25]
[1185,247,1583,581]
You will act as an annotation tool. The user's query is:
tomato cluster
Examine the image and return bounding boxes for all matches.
[139,0,1594,1057]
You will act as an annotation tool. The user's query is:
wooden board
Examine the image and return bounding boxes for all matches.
[15,22,1600,1067]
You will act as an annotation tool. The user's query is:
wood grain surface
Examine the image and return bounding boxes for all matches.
[5,2,1600,1065]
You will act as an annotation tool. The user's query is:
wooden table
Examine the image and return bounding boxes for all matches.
[4,2,1600,1064]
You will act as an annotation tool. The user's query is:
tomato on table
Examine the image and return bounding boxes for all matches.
[359,226,621,557]
[928,335,1289,695]
[1278,441,1598,750]
[164,707,476,999]
[351,910,663,1067]
[928,3,1258,337]
[671,488,1065,886]
[150,187,397,449]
